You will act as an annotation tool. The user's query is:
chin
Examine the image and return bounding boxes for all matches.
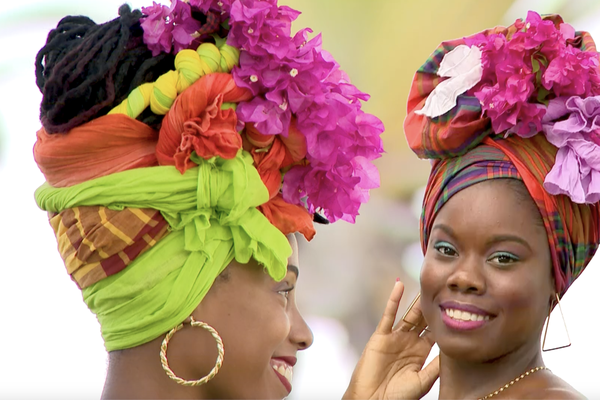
[436,335,499,363]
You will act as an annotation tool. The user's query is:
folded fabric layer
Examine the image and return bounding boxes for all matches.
[36,150,291,350]
[50,206,169,289]
[34,114,159,187]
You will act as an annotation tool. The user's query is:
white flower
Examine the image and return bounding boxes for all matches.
[415,45,483,118]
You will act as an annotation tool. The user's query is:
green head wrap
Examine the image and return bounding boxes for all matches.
[36,151,291,350]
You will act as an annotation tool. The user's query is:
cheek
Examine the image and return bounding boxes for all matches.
[210,296,291,396]
[221,295,291,365]
[419,255,444,320]
[492,274,547,317]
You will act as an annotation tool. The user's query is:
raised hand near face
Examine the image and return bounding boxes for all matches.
[344,280,439,400]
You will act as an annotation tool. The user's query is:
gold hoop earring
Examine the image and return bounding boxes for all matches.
[542,293,571,352]
[401,293,431,332]
[160,316,225,386]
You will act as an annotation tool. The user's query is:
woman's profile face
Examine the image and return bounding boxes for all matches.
[420,179,554,363]
[175,234,313,399]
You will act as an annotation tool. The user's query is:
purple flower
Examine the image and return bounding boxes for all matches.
[542,45,600,97]
[169,0,202,53]
[190,0,233,14]
[228,0,299,59]
[282,156,380,223]
[465,11,600,137]
[354,112,385,160]
[140,0,202,55]
[236,94,291,135]
[227,0,384,223]
[541,96,600,203]
[141,2,174,56]
[518,11,564,53]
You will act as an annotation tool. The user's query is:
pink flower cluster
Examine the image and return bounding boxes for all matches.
[140,0,384,222]
[466,11,600,138]
[227,0,384,222]
[140,1,202,56]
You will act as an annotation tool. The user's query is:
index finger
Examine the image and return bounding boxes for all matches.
[376,279,405,334]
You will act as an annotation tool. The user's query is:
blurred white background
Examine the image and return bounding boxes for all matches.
[1,0,599,399]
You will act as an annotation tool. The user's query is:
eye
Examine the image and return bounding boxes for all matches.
[277,287,294,299]
[433,241,458,257]
[488,252,519,265]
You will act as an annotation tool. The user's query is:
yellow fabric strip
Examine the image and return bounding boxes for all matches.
[108,41,241,119]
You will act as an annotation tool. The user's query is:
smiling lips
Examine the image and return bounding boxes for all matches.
[270,358,294,393]
[440,303,493,330]
[444,308,490,322]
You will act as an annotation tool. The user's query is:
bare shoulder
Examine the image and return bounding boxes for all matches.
[530,387,586,399]
[518,374,586,399]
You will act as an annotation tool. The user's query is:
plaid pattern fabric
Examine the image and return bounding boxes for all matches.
[49,206,170,289]
[404,14,597,160]
[421,135,600,296]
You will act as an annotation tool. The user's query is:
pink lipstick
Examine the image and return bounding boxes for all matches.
[440,301,493,331]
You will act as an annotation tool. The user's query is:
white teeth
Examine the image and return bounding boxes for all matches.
[284,367,293,383]
[272,363,293,385]
[445,308,489,322]
[277,365,286,376]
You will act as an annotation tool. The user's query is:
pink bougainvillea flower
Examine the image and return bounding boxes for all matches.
[141,0,385,223]
[141,2,174,56]
[190,0,234,14]
[542,45,600,97]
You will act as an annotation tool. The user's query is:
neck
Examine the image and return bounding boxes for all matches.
[437,338,545,400]
[101,337,209,400]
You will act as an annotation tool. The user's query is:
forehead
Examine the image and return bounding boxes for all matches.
[434,180,545,240]
[286,233,299,270]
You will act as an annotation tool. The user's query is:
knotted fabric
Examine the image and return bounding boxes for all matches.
[35,151,291,350]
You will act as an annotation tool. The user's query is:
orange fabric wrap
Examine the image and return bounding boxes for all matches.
[156,72,253,172]
[245,120,315,240]
[34,114,158,187]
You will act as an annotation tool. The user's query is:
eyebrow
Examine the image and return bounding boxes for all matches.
[287,264,299,279]
[485,234,532,251]
[431,223,455,237]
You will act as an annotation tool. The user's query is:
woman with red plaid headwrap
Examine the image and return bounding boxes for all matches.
[345,11,599,400]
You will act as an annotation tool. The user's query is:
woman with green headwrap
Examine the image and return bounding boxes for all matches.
[33,0,384,398]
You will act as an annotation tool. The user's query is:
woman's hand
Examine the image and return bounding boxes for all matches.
[343,280,439,400]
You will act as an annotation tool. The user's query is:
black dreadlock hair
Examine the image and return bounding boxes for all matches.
[35,4,175,133]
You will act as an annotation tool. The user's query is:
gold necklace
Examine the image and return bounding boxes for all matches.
[478,366,550,400]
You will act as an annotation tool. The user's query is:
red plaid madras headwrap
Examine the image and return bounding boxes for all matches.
[404,14,597,159]
[49,206,170,289]
[419,135,599,296]
[405,15,600,296]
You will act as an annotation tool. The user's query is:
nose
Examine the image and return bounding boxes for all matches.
[289,306,314,351]
[446,254,486,294]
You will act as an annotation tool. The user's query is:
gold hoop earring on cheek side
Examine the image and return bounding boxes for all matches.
[542,293,571,352]
[160,316,225,386]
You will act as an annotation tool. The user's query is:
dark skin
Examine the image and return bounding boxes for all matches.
[420,179,582,399]
[101,234,313,399]
[346,180,584,399]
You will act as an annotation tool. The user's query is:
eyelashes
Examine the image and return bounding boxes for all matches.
[432,242,520,266]
[433,241,458,257]
[278,287,294,299]
[488,252,520,265]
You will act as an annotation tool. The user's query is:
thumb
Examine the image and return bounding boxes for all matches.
[418,355,440,394]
